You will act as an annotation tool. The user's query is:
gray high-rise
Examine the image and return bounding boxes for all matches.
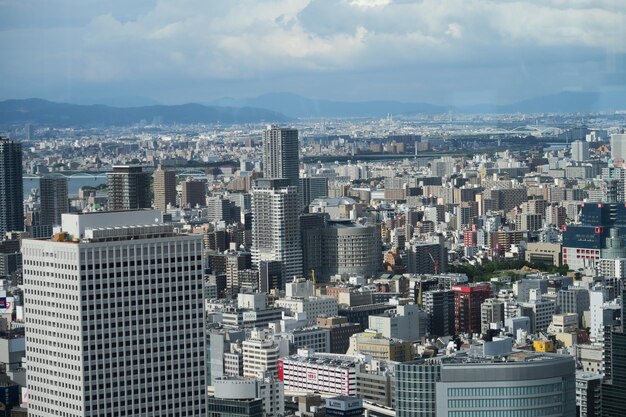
[251,178,302,285]
[262,126,299,185]
[107,165,151,210]
[40,174,69,226]
[0,138,23,235]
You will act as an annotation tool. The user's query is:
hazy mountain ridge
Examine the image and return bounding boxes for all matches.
[211,91,626,117]
[0,98,290,126]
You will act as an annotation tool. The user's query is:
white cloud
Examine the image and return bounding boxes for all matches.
[0,0,623,101]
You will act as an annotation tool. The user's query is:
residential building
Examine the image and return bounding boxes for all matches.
[153,165,177,210]
[251,178,303,285]
[0,138,23,235]
[263,125,299,186]
[106,165,151,210]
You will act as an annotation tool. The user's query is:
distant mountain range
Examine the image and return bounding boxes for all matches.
[210,91,626,118]
[0,98,289,127]
[1,90,625,127]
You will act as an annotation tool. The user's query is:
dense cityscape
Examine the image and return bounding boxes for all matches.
[1,0,626,416]
[0,112,623,416]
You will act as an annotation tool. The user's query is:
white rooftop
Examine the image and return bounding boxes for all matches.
[61,210,163,239]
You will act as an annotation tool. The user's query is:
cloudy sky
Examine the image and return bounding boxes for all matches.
[1,0,624,106]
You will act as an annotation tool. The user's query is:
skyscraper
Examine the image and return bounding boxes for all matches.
[611,133,626,161]
[23,210,206,417]
[39,174,69,226]
[0,138,23,235]
[571,140,590,162]
[106,165,151,210]
[262,126,299,185]
[251,178,302,285]
[298,176,328,211]
[153,164,177,210]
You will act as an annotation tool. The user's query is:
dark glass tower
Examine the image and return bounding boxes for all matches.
[40,174,69,226]
[0,138,23,235]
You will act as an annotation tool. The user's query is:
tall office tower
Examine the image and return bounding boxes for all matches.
[571,140,590,162]
[602,325,626,416]
[23,210,206,417]
[300,213,328,279]
[298,176,328,211]
[251,179,302,285]
[259,260,283,293]
[453,283,492,335]
[25,124,34,141]
[0,138,24,235]
[153,164,177,210]
[262,125,299,185]
[181,179,207,208]
[106,165,151,210]
[422,289,455,337]
[39,174,69,226]
[610,133,626,161]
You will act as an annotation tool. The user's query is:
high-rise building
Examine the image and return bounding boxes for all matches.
[453,283,492,335]
[106,165,151,210]
[556,286,590,326]
[206,195,240,223]
[39,174,69,226]
[406,239,447,274]
[422,289,455,337]
[610,133,626,161]
[299,177,328,211]
[571,140,590,162]
[602,327,626,417]
[320,221,381,279]
[0,138,24,235]
[181,179,207,208]
[23,210,206,417]
[153,164,177,210]
[251,179,302,284]
[262,125,299,185]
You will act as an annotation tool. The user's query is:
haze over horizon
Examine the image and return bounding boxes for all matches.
[1,0,625,107]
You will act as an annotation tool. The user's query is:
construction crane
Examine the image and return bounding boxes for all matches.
[428,252,439,275]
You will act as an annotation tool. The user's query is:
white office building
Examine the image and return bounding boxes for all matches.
[611,133,626,161]
[23,210,206,417]
[571,140,590,162]
[242,329,289,379]
[276,296,339,326]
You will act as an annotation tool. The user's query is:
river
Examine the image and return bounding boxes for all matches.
[23,175,108,197]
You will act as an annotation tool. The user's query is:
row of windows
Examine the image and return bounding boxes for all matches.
[80,258,200,270]
[448,383,563,397]
[84,371,205,392]
[448,394,563,409]
[449,406,563,417]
